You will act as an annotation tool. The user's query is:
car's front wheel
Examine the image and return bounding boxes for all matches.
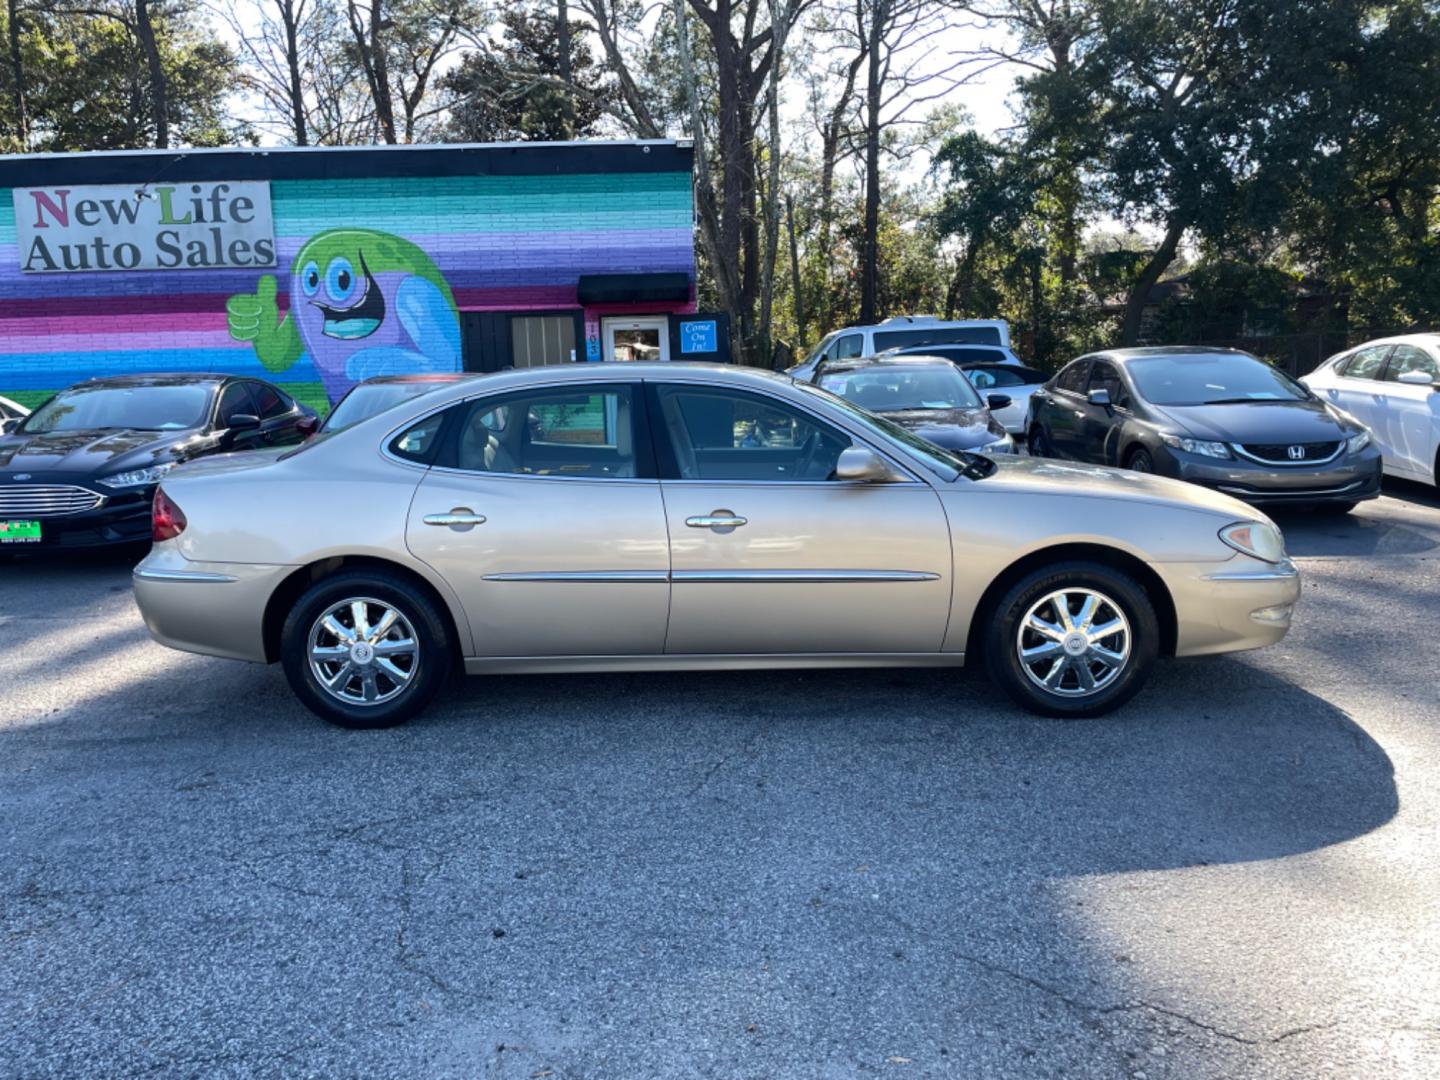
[281,570,453,729]
[983,561,1159,718]
[1027,426,1052,458]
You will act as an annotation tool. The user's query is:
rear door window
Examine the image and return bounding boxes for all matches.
[446,385,644,480]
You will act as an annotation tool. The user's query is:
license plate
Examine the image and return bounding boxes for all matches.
[0,519,41,543]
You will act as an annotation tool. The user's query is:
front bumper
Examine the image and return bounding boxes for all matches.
[133,545,296,663]
[0,484,153,549]
[1156,556,1302,657]
[1163,447,1382,506]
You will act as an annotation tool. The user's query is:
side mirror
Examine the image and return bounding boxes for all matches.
[1396,370,1438,387]
[295,415,319,439]
[0,418,17,435]
[227,413,261,431]
[1087,388,1112,407]
[987,393,1013,411]
[834,445,903,483]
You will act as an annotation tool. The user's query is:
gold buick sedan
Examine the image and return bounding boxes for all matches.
[133,363,1300,728]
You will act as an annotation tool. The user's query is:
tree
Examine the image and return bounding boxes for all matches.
[439,7,606,142]
[344,0,474,143]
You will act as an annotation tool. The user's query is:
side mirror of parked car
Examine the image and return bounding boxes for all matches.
[987,394,1013,411]
[1087,388,1112,408]
[0,418,16,435]
[296,415,319,439]
[834,445,904,483]
[1396,370,1439,388]
[227,413,261,431]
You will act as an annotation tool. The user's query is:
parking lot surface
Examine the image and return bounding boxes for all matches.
[2,481,1438,1079]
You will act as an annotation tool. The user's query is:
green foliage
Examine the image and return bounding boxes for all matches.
[0,1,249,152]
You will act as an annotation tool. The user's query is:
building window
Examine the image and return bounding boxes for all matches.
[511,315,578,368]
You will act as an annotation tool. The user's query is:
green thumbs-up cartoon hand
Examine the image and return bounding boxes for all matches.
[227,274,302,372]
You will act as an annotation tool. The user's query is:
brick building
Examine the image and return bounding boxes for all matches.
[0,140,722,413]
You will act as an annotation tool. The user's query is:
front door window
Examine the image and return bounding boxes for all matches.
[604,317,670,362]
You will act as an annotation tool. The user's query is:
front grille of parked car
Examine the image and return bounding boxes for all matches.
[1235,441,1342,465]
[0,484,104,517]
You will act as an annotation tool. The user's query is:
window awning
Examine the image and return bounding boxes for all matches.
[577,272,690,304]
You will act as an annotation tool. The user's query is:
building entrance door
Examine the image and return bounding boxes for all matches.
[603,316,670,362]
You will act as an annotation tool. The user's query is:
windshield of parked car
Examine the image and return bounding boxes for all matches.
[794,379,993,480]
[321,382,449,433]
[19,384,213,433]
[1127,355,1309,406]
[818,365,984,411]
[874,326,1003,350]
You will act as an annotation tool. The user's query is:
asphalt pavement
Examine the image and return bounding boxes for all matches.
[1,480,1438,1079]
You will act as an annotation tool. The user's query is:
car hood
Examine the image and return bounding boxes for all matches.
[0,427,208,475]
[878,407,1002,449]
[1150,398,1356,443]
[975,454,1267,521]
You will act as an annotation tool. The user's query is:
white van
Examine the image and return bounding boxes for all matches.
[789,316,1014,380]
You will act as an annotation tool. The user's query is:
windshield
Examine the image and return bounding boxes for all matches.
[818,365,983,412]
[322,382,449,433]
[19,384,213,433]
[794,379,993,480]
[1128,355,1309,406]
[874,326,1002,350]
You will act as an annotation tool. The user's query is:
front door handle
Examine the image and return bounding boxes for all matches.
[424,508,487,529]
[686,510,747,531]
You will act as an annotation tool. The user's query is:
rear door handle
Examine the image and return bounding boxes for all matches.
[686,511,747,531]
[424,509,487,528]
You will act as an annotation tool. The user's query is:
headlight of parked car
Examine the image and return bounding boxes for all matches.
[980,434,1014,454]
[1160,433,1232,459]
[98,463,174,489]
[1219,520,1287,564]
[1346,430,1371,454]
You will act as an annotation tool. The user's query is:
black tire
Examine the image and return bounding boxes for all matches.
[1027,426,1052,458]
[1126,448,1155,473]
[983,560,1159,718]
[281,569,453,729]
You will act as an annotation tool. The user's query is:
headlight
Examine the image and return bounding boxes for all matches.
[98,463,174,489]
[1160,433,1232,459]
[1346,430,1371,454]
[1219,520,1286,564]
[980,435,1014,454]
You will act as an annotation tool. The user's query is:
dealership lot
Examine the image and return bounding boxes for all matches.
[2,483,1438,1078]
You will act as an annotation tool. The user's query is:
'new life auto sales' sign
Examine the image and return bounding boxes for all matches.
[14,181,276,273]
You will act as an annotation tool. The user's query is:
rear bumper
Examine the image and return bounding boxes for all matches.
[1167,448,1382,505]
[133,545,294,663]
[1156,556,1302,657]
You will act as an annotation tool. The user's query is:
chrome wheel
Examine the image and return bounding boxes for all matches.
[1016,587,1131,698]
[307,597,419,707]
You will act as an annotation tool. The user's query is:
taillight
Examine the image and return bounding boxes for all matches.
[152,487,187,541]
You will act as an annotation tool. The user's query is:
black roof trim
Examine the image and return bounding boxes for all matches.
[0,140,693,187]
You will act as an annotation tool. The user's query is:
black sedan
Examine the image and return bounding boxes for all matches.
[1025,347,1382,511]
[0,373,315,551]
[810,355,1015,454]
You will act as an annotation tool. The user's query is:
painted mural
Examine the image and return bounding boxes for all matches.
[227,229,461,402]
[0,164,696,414]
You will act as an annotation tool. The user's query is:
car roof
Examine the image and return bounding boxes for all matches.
[75,373,231,389]
[351,373,474,386]
[817,355,960,375]
[1093,347,1254,364]
[1349,333,1440,349]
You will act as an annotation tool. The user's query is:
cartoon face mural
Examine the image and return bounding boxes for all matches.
[226,228,462,402]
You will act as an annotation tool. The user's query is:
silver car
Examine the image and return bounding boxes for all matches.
[133,363,1301,728]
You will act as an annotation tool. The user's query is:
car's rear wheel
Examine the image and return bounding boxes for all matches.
[1027,426,1052,458]
[281,570,452,729]
[983,561,1159,718]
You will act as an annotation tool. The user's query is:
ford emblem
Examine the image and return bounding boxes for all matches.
[1287,445,1305,461]
[11,473,30,481]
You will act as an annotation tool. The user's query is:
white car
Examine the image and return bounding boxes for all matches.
[0,394,29,433]
[1300,334,1440,487]
[789,316,1012,381]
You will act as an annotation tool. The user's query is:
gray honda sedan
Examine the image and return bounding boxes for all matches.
[134,363,1300,729]
[1026,348,1382,512]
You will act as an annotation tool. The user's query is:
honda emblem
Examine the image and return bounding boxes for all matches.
[1287,445,1305,461]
